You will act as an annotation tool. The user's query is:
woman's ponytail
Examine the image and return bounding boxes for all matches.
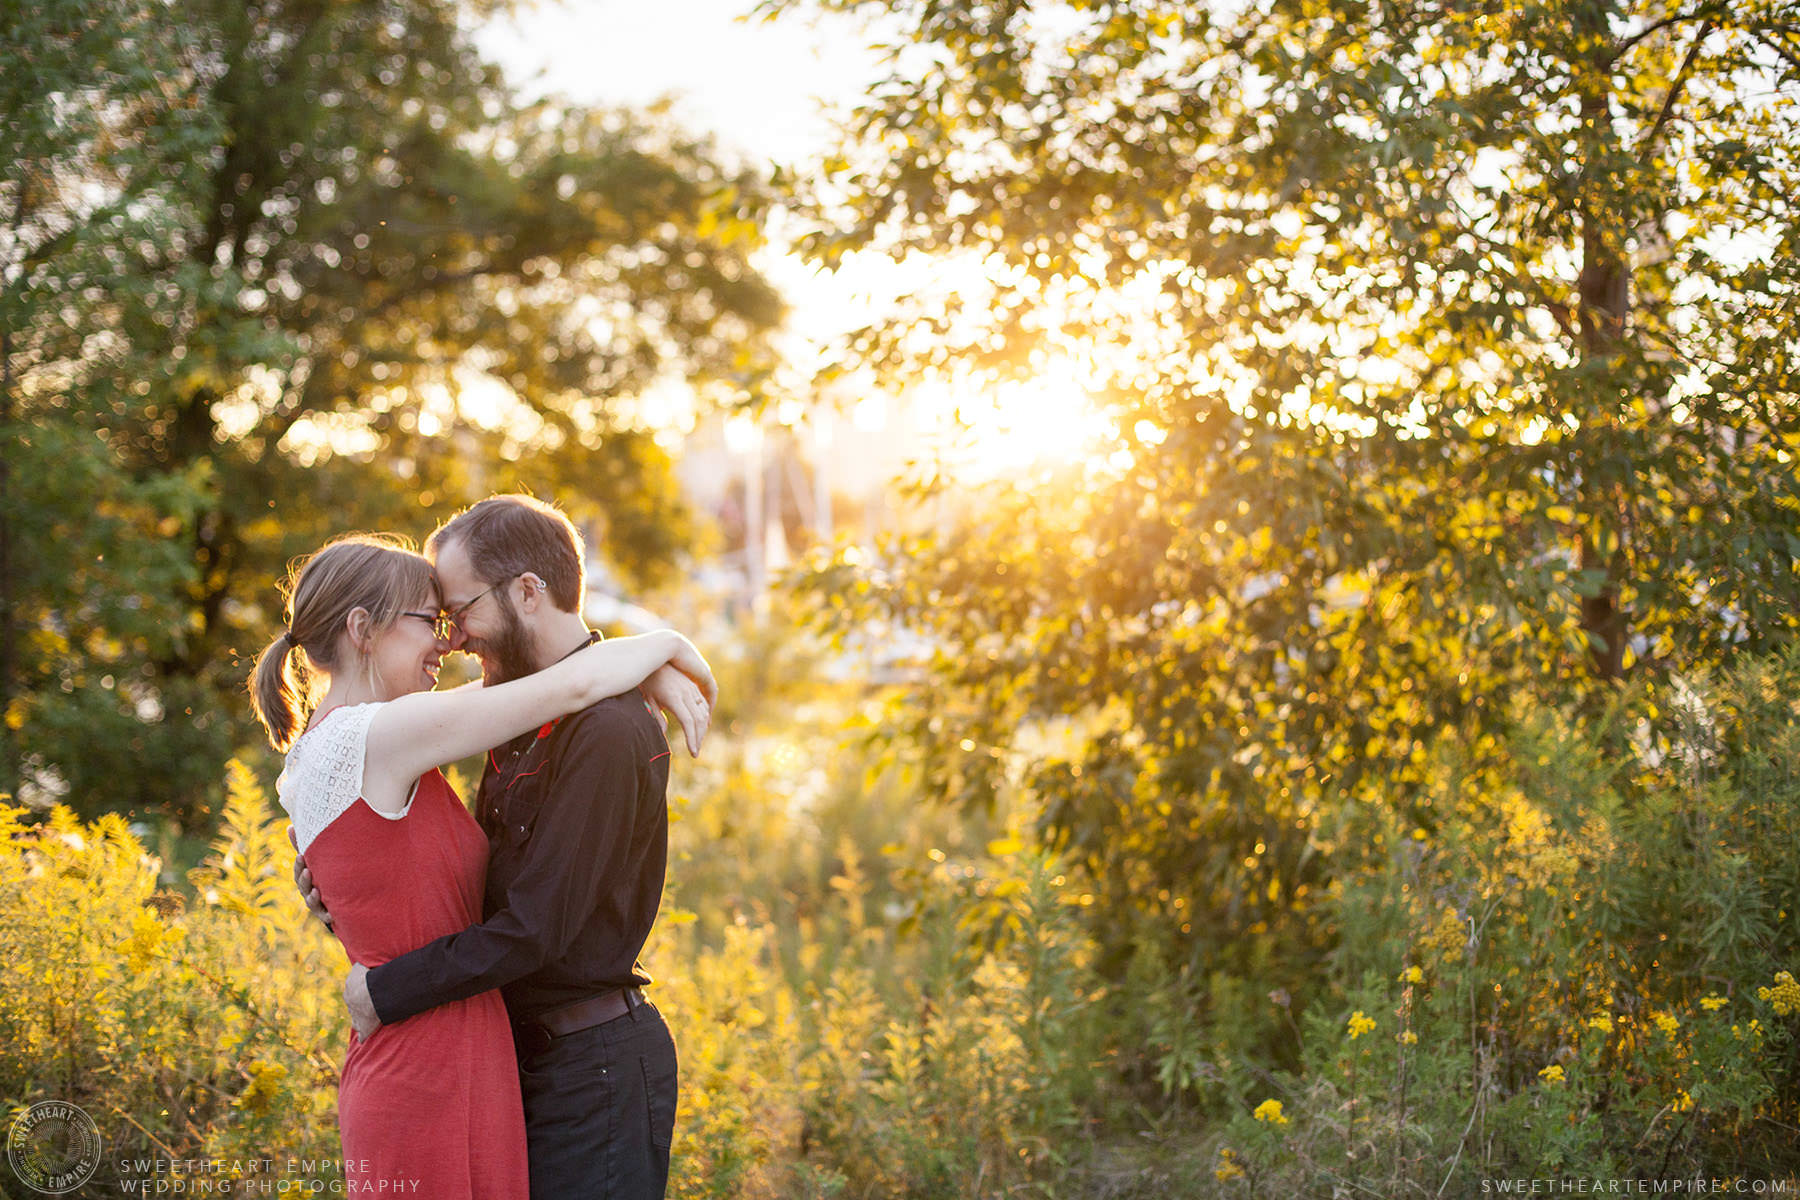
[249,630,302,751]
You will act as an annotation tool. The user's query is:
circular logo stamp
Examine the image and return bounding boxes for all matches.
[7,1100,102,1194]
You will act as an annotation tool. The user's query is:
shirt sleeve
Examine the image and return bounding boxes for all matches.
[365,703,643,1026]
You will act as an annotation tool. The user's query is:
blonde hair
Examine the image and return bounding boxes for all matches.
[247,533,436,751]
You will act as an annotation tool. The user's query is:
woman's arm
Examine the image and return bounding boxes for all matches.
[362,630,713,799]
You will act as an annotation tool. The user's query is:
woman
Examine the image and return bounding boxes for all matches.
[248,532,713,1200]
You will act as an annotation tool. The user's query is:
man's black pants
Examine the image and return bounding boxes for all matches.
[517,1000,678,1200]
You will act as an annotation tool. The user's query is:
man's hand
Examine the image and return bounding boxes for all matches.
[345,963,381,1040]
[287,826,333,930]
[640,663,712,757]
[286,831,336,935]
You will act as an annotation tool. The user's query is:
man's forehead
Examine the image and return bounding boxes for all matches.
[431,541,482,597]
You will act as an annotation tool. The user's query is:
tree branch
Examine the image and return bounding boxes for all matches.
[1607,7,1722,64]
[1754,30,1800,74]
[1639,21,1716,166]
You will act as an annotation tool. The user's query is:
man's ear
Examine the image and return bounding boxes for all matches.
[516,572,548,614]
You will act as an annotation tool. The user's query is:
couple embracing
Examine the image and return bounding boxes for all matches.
[249,494,715,1199]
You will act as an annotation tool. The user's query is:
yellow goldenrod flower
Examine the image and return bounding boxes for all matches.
[1538,1064,1565,1083]
[1252,1099,1289,1125]
[1347,1011,1376,1039]
[1700,995,1728,1011]
[1587,1014,1613,1034]
[1653,1012,1679,1037]
[1672,1090,1694,1113]
[1399,1030,1418,1045]
[1756,970,1800,1017]
[233,1060,289,1116]
[121,907,175,974]
[1399,966,1424,984]
[1215,1148,1245,1181]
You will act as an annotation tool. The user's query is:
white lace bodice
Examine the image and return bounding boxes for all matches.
[278,703,411,854]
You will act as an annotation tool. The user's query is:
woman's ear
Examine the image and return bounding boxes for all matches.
[345,606,373,654]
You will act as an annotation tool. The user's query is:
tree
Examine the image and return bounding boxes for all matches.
[3,0,265,818]
[4,0,783,822]
[779,0,1800,1034]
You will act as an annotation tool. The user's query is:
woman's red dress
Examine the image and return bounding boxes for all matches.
[281,703,528,1200]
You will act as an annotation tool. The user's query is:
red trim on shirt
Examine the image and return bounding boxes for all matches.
[490,716,563,773]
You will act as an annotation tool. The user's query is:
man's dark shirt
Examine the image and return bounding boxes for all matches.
[364,686,672,1026]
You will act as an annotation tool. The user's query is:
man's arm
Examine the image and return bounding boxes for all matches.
[360,703,648,1027]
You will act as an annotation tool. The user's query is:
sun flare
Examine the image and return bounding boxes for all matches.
[913,371,1118,482]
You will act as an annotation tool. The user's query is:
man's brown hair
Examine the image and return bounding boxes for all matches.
[429,494,586,613]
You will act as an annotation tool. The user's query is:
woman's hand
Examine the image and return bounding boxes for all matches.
[663,633,718,711]
[641,664,712,757]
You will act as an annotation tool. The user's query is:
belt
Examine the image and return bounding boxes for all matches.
[513,988,644,1058]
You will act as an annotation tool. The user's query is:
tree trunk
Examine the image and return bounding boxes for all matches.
[0,178,21,782]
[1575,72,1631,682]
[1,308,15,768]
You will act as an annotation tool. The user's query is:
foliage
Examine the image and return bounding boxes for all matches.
[5,646,1800,1193]
[648,922,802,1200]
[793,846,1104,1197]
[2,0,783,822]
[1198,645,1800,1195]
[776,0,1800,1064]
[2,0,271,817]
[0,761,345,1191]
[0,758,815,1197]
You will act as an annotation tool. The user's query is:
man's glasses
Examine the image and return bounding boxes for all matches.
[443,584,499,633]
[401,611,453,640]
[435,574,529,636]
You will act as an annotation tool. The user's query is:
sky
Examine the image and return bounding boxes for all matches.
[476,0,891,428]
[475,0,881,170]
[473,1,1127,487]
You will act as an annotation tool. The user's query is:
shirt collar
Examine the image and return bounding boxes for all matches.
[553,629,602,666]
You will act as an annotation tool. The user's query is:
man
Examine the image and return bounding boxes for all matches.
[294,493,707,1199]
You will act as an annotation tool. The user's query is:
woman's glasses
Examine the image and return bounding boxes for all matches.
[401,611,453,640]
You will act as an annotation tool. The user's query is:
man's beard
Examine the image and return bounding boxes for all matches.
[467,592,536,686]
